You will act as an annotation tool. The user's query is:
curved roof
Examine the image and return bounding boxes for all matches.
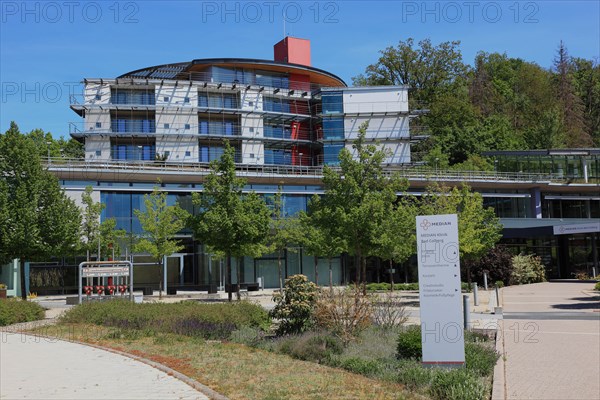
[118,58,346,88]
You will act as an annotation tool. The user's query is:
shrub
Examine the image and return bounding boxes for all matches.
[365,283,419,291]
[269,274,318,336]
[277,331,343,363]
[396,325,422,360]
[61,300,270,339]
[371,291,408,329]
[337,357,383,376]
[511,254,546,285]
[397,360,436,390]
[0,299,45,326]
[229,326,265,347]
[594,282,600,291]
[428,368,489,400]
[314,285,373,344]
[464,342,499,377]
[495,280,504,288]
[463,245,514,287]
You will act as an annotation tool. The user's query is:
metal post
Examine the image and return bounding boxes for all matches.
[593,267,597,279]
[495,286,500,307]
[483,272,488,291]
[463,294,471,330]
[473,283,479,306]
[78,263,82,305]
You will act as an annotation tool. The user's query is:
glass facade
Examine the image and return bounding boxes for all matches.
[110,142,156,161]
[198,118,240,136]
[543,198,600,218]
[264,147,292,165]
[322,117,344,139]
[111,119,155,133]
[321,92,343,114]
[263,96,291,113]
[198,92,238,109]
[110,89,155,105]
[323,143,344,165]
[483,197,531,218]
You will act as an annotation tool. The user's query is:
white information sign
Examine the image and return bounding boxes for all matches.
[416,214,465,366]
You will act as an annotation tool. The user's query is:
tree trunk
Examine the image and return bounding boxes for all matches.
[361,256,367,295]
[328,257,333,291]
[227,254,232,302]
[19,258,27,300]
[389,259,394,292]
[355,254,360,284]
[314,255,319,287]
[236,257,241,301]
[278,250,283,291]
[158,257,163,300]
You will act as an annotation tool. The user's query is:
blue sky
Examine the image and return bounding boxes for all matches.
[1,0,599,137]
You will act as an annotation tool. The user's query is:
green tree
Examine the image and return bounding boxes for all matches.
[420,184,503,283]
[133,186,189,298]
[191,141,271,301]
[316,122,407,291]
[353,38,467,107]
[0,122,82,299]
[299,199,346,289]
[373,196,418,289]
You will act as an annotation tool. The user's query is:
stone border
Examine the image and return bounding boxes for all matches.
[3,321,229,400]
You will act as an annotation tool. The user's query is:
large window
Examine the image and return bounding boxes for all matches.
[264,147,292,165]
[321,92,343,114]
[111,119,155,133]
[198,118,239,136]
[323,143,344,165]
[263,96,291,113]
[110,89,155,105]
[198,92,238,109]
[322,117,344,139]
[110,139,156,161]
[263,119,292,139]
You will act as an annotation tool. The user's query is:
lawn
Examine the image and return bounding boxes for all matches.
[30,323,416,400]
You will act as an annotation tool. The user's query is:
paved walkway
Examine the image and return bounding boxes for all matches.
[492,281,600,400]
[0,332,208,400]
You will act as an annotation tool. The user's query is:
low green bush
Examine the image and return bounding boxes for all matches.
[428,367,489,400]
[511,254,546,285]
[229,326,265,347]
[594,282,600,291]
[365,283,420,291]
[276,331,343,363]
[0,299,45,326]
[465,342,499,377]
[60,300,270,340]
[495,280,505,288]
[269,274,318,336]
[337,357,383,376]
[396,325,422,360]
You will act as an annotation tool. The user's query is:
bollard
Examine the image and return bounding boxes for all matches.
[483,272,488,291]
[593,267,597,279]
[495,286,500,307]
[463,294,471,330]
[473,283,479,306]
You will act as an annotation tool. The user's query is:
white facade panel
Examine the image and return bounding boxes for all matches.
[241,141,264,164]
[85,137,111,161]
[155,84,197,107]
[157,138,198,163]
[84,83,111,105]
[342,88,408,114]
[241,89,262,111]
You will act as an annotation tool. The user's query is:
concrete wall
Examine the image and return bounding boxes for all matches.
[85,137,111,161]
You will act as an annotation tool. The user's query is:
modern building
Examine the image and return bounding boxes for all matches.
[2,37,598,296]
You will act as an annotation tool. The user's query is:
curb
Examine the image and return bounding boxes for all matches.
[4,328,229,400]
